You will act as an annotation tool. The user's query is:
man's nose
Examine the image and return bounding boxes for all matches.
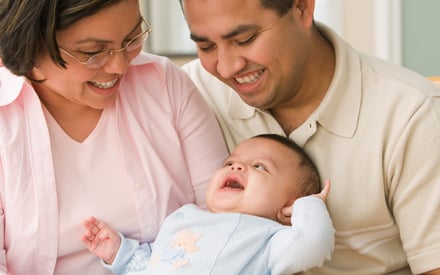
[216,48,246,79]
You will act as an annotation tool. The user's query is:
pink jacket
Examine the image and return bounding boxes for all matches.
[0,53,228,274]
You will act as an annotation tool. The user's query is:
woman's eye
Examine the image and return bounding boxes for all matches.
[78,50,102,57]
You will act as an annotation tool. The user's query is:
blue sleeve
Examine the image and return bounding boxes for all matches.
[103,233,153,275]
[267,196,335,274]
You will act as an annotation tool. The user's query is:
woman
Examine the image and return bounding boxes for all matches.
[0,0,228,274]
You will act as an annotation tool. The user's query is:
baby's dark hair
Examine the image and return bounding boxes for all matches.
[251,134,321,196]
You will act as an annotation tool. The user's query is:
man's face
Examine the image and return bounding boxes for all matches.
[182,0,314,110]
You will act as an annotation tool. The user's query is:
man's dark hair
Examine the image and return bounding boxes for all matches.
[178,0,294,16]
[260,0,294,16]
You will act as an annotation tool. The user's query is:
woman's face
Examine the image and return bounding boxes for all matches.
[32,0,142,111]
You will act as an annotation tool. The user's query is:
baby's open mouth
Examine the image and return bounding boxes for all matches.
[222,180,244,190]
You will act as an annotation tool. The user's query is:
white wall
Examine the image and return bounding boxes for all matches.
[315,0,401,65]
[142,1,196,55]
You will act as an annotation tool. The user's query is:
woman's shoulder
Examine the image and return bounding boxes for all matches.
[131,52,182,74]
[126,52,191,88]
[119,52,202,109]
[0,67,27,106]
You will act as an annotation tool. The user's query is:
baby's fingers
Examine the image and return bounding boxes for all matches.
[314,179,331,201]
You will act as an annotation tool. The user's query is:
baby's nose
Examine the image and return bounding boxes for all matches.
[229,162,245,171]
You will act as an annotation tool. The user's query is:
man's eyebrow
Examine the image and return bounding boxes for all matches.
[190,24,259,42]
[190,33,207,42]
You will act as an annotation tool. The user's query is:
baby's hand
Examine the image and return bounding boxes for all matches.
[278,180,331,223]
[81,216,121,264]
[312,179,331,201]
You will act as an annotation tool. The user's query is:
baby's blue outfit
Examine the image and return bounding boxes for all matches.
[105,196,334,275]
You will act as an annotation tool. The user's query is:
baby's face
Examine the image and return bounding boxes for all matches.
[205,137,302,221]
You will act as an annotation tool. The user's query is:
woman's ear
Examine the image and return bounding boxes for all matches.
[29,66,45,81]
[29,55,47,81]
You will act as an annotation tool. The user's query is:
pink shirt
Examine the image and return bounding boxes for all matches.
[0,52,228,274]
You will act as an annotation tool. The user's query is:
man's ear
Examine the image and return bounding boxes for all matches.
[294,0,315,26]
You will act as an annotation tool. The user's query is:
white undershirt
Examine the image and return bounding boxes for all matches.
[43,105,141,275]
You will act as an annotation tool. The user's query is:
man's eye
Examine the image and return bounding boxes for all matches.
[236,34,258,46]
[198,43,217,53]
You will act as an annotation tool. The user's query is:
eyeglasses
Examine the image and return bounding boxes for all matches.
[59,18,152,69]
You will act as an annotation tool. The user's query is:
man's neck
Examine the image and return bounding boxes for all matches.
[271,30,335,135]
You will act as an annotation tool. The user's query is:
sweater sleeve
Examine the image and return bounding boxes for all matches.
[103,233,152,275]
[267,196,335,274]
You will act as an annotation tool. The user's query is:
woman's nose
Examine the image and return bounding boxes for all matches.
[102,51,130,74]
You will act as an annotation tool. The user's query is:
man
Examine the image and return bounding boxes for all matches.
[179,0,440,274]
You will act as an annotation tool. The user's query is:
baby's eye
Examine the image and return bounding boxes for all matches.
[253,164,266,171]
[224,161,233,167]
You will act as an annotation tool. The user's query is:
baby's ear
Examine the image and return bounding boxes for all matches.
[276,205,293,225]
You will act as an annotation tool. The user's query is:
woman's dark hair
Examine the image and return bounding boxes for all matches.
[0,0,121,79]
[252,133,321,196]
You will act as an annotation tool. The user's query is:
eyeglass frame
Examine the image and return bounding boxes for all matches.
[59,17,152,69]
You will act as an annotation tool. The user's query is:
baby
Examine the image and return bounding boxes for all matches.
[82,134,334,274]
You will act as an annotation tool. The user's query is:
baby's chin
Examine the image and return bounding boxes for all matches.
[206,203,277,222]
[205,201,241,214]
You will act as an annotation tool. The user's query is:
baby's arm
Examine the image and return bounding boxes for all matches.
[81,216,121,264]
[268,180,335,274]
[81,217,153,275]
[278,179,331,220]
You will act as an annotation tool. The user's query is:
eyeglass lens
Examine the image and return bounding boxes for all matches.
[85,20,150,68]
